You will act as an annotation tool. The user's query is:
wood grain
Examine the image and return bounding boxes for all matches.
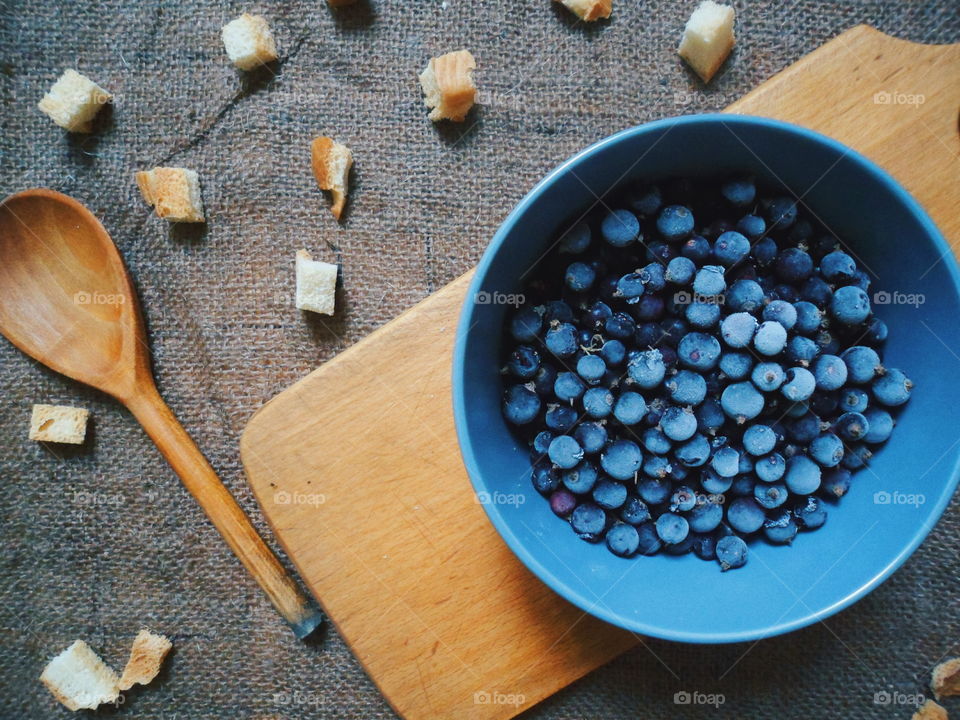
[0,189,323,639]
[240,26,960,720]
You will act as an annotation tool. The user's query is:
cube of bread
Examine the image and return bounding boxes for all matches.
[40,640,120,711]
[311,137,353,221]
[221,13,278,70]
[295,249,338,315]
[419,50,476,122]
[678,0,735,83]
[932,657,960,699]
[135,167,205,223]
[29,404,89,445]
[118,629,172,691]
[555,0,612,21]
[913,700,948,720]
[37,69,111,133]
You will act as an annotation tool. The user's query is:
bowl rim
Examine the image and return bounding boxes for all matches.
[452,113,960,643]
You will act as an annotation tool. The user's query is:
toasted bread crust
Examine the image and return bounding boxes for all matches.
[135,167,205,223]
[118,629,172,691]
[419,50,476,122]
[311,137,353,220]
[932,657,960,699]
[556,0,612,21]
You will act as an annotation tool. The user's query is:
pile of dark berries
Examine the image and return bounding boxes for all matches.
[501,175,913,571]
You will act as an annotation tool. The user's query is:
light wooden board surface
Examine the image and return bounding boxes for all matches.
[240,26,960,720]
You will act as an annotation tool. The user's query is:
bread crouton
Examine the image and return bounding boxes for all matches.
[221,13,278,70]
[912,699,948,720]
[311,137,353,221]
[295,249,338,316]
[419,50,476,122]
[39,640,120,711]
[29,404,89,445]
[37,69,111,133]
[932,657,960,699]
[135,167,205,223]
[678,0,735,83]
[555,0,612,21]
[118,629,172,691]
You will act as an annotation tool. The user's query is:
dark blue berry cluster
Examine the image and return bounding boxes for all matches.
[501,176,913,571]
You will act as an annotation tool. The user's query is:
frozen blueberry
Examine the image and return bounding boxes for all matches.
[751,361,786,392]
[666,370,708,406]
[720,312,759,348]
[626,184,662,217]
[752,236,778,267]
[533,430,554,456]
[582,387,614,418]
[600,339,626,366]
[754,482,789,510]
[600,440,643,480]
[812,354,848,391]
[510,307,543,342]
[503,385,540,425]
[606,522,641,557]
[616,272,646,300]
[562,461,599,494]
[754,320,788,356]
[574,422,607,455]
[765,196,798,230]
[681,235,712,263]
[674,433,711,467]
[755,452,786,482]
[727,497,765,533]
[786,336,820,367]
[642,427,673,455]
[638,477,672,505]
[872,368,913,406]
[565,261,596,292]
[533,365,557,396]
[613,391,647,425]
[549,489,578,516]
[835,411,869,441]
[736,213,766,240]
[542,300,575,324]
[726,279,765,313]
[643,454,672,479]
[842,346,881,385]
[720,382,765,423]
[784,455,821,494]
[800,276,833,308]
[862,407,894,444]
[601,208,640,247]
[830,285,871,325]
[774,247,813,283]
[685,301,722,329]
[716,535,748,570]
[819,468,852,500]
[719,351,753,380]
[696,398,726,435]
[678,332,722,371]
[820,250,857,283]
[693,265,726,296]
[554,371,586,403]
[781,367,816,402]
[558,222,591,254]
[809,433,844,467]
[841,443,873,470]
[627,349,667,389]
[545,322,579,357]
[794,496,827,530]
[593,479,628,510]
[838,388,869,414]
[762,299,797,330]
[657,205,695,241]
[661,406,698,442]
[571,503,607,541]
[666,256,696,284]
[688,499,724,533]
[531,462,561,494]
[656,512,690,544]
[692,533,718,560]
[713,231,751,267]
[549,435,584,469]
[545,404,577,431]
[863,316,888,345]
[577,354,607,384]
[743,424,777,456]
[721,175,756,207]
[507,345,540,379]
[636,522,663,555]
[605,312,636,339]
[621,496,652,525]
[763,510,798,544]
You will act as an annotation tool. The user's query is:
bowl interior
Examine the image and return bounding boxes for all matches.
[454,115,960,642]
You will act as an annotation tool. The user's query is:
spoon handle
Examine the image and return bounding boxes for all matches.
[125,381,323,639]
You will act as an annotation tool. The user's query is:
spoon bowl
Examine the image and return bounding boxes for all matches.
[0,189,148,399]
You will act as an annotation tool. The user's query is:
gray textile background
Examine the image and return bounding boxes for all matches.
[0,0,958,717]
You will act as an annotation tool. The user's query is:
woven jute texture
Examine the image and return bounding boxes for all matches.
[1,0,958,718]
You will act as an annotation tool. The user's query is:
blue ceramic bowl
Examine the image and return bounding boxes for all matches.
[453,114,960,643]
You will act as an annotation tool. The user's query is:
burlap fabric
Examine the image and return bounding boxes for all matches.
[1,1,958,717]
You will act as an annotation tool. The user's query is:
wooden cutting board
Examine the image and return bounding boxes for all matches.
[240,26,960,720]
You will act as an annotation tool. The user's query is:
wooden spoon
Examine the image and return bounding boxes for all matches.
[0,188,323,638]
